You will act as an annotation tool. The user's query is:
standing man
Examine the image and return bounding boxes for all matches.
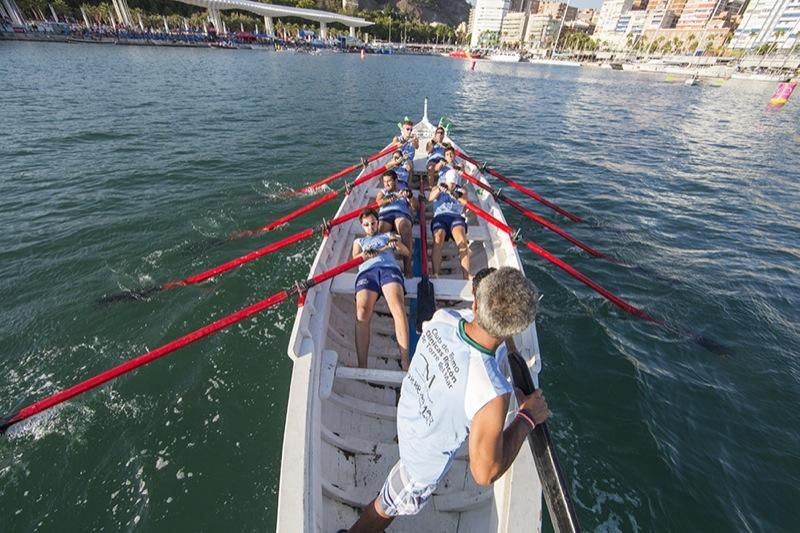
[341,267,549,532]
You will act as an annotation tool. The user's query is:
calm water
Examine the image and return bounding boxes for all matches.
[1,41,798,532]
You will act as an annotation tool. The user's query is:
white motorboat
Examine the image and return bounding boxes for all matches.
[489,51,523,63]
[276,101,545,532]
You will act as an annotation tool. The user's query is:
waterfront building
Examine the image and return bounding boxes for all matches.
[470,0,512,47]
[675,0,729,29]
[500,11,529,45]
[632,0,650,9]
[577,8,599,25]
[644,0,676,30]
[729,0,800,50]
[525,13,560,49]
[596,0,634,35]
[538,1,578,21]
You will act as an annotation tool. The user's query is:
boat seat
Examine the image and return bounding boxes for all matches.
[336,366,406,385]
[330,275,473,301]
[412,224,491,241]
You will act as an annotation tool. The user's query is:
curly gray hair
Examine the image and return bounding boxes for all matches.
[475,267,538,338]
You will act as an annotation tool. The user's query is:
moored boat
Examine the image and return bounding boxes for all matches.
[447,49,483,60]
[276,102,544,532]
[489,50,523,63]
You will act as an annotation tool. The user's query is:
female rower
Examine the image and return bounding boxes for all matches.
[377,170,417,276]
[429,169,470,280]
[426,126,446,186]
[433,144,463,187]
[387,149,413,190]
[353,208,411,371]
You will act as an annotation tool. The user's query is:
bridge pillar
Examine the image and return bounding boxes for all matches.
[207,7,223,34]
[319,21,328,39]
[263,15,274,36]
[349,25,355,38]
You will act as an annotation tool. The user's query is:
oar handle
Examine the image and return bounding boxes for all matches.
[508,351,582,533]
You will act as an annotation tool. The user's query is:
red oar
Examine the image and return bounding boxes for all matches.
[293,144,395,195]
[3,256,364,433]
[459,170,608,259]
[465,202,731,355]
[100,202,377,303]
[455,149,584,223]
[230,163,389,240]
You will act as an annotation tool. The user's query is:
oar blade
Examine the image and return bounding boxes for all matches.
[98,286,162,304]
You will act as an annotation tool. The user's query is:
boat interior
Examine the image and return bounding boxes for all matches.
[278,116,543,532]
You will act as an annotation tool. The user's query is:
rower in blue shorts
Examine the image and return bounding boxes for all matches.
[392,118,418,161]
[433,144,464,189]
[377,170,417,276]
[352,208,411,371]
[429,168,470,279]
[386,149,413,191]
[425,126,446,186]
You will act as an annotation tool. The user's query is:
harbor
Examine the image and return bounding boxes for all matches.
[1,5,799,532]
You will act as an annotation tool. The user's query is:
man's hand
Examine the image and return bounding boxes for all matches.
[518,389,549,425]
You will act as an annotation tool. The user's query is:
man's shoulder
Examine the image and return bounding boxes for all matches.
[429,308,466,325]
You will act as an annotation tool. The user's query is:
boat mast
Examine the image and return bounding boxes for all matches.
[550,0,570,59]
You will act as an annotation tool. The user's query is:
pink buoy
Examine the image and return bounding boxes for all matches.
[769,81,796,107]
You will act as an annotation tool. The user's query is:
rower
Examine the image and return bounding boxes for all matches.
[392,118,419,161]
[386,149,413,191]
[352,208,411,371]
[376,170,417,276]
[425,126,446,186]
[433,145,463,188]
[429,168,470,280]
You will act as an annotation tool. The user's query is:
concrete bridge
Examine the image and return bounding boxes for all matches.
[177,0,372,39]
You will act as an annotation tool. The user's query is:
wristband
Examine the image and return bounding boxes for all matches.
[516,409,536,431]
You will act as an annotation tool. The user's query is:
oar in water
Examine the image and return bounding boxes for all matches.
[459,170,610,260]
[100,202,377,303]
[454,149,585,223]
[292,144,396,195]
[458,169,674,281]
[506,341,581,533]
[2,256,365,434]
[229,163,389,240]
[466,202,732,355]
[415,175,435,331]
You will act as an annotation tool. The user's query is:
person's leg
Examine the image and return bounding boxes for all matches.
[382,282,409,370]
[355,290,380,368]
[344,497,394,533]
[427,163,436,187]
[396,217,413,276]
[378,219,392,234]
[452,225,470,279]
[431,228,446,277]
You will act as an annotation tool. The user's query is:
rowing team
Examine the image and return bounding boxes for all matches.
[352,123,471,372]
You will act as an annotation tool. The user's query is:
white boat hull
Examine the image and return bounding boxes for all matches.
[277,109,544,532]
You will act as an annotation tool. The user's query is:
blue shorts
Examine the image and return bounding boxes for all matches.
[431,213,467,241]
[355,266,404,297]
[379,211,412,226]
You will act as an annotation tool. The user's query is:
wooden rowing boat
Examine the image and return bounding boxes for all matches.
[277,101,545,532]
